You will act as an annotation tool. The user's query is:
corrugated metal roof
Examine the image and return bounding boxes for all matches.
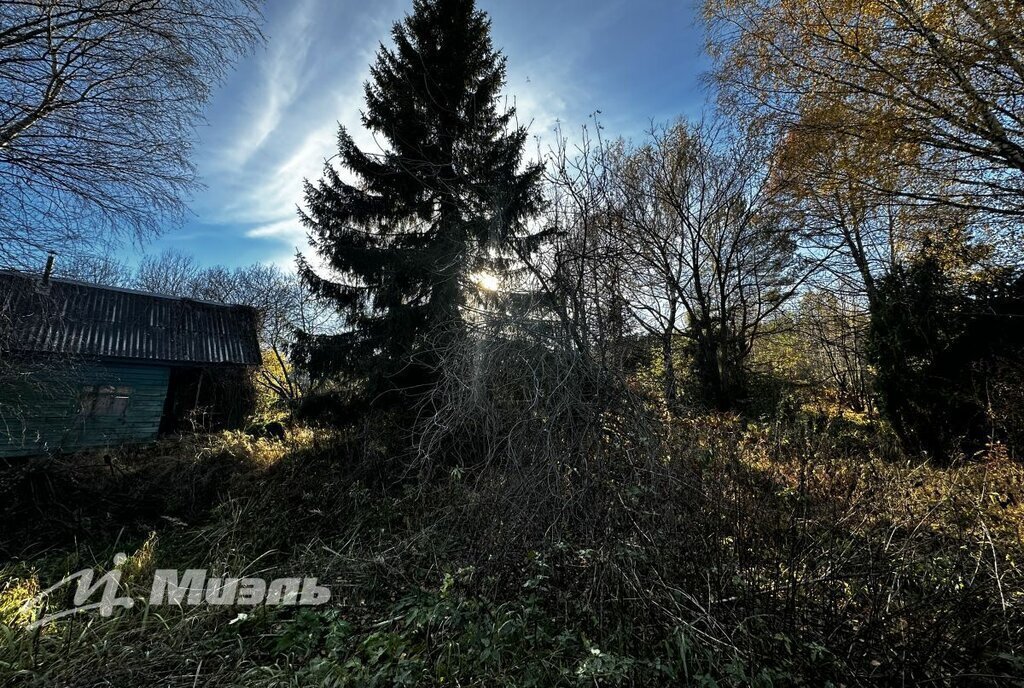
[0,271,261,366]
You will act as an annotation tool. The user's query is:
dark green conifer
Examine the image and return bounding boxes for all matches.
[296,0,542,402]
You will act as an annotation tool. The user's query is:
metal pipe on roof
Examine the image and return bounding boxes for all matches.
[42,252,56,285]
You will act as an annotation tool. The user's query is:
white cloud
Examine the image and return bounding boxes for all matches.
[245,218,304,240]
[191,2,385,250]
[216,0,321,171]
[191,0,582,271]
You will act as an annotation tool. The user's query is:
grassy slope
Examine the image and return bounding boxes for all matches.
[1,416,1023,687]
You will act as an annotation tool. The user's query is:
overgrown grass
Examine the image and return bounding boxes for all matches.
[1,414,1023,686]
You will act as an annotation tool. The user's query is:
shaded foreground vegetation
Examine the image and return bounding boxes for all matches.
[2,411,1023,686]
[2,0,1024,686]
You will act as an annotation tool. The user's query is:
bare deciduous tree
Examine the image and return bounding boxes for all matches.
[616,122,806,407]
[0,0,263,268]
[54,251,132,287]
[133,249,202,296]
[795,290,872,412]
[533,121,633,374]
[517,120,807,409]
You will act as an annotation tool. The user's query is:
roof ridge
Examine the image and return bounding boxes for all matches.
[0,269,254,310]
[0,272,261,365]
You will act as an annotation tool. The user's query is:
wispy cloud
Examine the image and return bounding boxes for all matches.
[183,0,593,271]
[245,218,304,240]
[219,0,320,171]
[186,1,399,267]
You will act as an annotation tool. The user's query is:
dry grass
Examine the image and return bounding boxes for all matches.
[1,414,1022,686]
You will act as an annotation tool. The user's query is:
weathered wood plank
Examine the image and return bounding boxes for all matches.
[0,362,171,458]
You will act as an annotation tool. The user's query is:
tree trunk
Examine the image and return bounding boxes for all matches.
[662,329,677,404]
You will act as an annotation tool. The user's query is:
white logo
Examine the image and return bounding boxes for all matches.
[20,554,330,629]
[22,553,134,629]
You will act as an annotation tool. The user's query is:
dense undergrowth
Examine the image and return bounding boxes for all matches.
[1,413,1023,687]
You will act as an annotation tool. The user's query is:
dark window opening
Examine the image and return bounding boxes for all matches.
[80,385,132,417]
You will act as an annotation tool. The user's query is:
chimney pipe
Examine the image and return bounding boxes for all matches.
[42,251,56,285]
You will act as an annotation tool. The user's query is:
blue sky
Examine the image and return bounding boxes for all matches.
[133,0,710,270]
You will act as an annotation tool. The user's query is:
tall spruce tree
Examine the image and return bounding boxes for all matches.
[296,0,542,402]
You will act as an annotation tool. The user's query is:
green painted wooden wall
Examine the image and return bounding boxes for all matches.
[0,362,170,458]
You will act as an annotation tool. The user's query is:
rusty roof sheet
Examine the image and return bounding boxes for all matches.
[0,271,260,366]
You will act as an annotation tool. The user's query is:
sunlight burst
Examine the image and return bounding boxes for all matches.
[473,271,501,292]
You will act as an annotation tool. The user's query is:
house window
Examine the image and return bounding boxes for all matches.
[80,385,132,417]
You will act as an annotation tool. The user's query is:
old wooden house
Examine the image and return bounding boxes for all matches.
[0,268,261,458]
